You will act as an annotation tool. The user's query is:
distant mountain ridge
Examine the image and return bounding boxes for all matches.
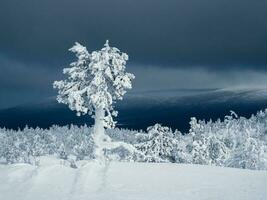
[1,88,267,132]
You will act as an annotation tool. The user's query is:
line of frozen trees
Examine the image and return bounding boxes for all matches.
[0,109,267,170]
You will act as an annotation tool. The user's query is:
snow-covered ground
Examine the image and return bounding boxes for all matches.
[0,157,266,200]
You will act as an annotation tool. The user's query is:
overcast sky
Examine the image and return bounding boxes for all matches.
[0,0,267,108]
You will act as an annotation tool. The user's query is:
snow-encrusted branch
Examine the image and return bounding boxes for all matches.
[53,40,135,128]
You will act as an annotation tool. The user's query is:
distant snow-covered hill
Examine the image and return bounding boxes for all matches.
[1,88,267,132]
[0,157,266,200]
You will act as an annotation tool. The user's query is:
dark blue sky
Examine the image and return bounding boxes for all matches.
[0,0,267,109]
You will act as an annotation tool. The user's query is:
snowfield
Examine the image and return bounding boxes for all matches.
[1,157,267,200]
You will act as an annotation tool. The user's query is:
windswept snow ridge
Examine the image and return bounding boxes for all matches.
[0,157,267,200]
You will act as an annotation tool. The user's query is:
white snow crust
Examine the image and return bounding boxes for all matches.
[1,156,266,200]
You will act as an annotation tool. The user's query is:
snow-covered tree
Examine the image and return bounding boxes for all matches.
[135,124,177,162]
[226,134,266,170]
[53,40,135,160]
[174,132,192,164]
[188,117,210,164]
[207,135,229,166]
[188,117,230,165]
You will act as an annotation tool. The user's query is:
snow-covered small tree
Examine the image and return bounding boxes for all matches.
[207,135,229,166]
[188,118,210,164]
[53,40,135,160]
[174,132,192,164]
[135,124,177,162]
[226,136,266,170]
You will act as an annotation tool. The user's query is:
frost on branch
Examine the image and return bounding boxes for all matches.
[53,40,135,128]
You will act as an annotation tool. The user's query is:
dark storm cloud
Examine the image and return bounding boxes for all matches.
[2,54,267,109]
[0,0,267,67]
[132,65,267,91]
[1,0,267,109]
[0,55,62,108]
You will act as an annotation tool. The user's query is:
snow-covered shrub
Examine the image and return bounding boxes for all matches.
[188,117,230,166]
[227,136,266,170]
[134,124,177,162]
[207,135,229,166]
[1,109,267,170]
[173,133,192,164]
[0,125,93,163]
[186,111,267,169]
[0,125,144,164]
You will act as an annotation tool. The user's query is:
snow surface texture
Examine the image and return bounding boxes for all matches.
[0,156,267,200]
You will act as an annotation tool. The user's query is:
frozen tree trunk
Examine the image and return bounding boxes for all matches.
[93,107,106,161]
[93,109,143,162]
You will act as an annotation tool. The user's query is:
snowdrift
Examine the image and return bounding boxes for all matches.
[1,157,267,200]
